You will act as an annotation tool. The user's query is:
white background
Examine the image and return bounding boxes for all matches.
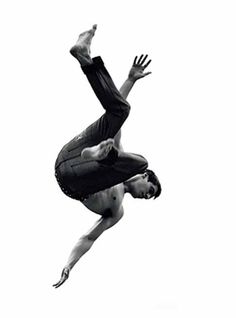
[1,0,236,317]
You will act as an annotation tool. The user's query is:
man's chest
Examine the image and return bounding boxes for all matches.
[82,184,124,215]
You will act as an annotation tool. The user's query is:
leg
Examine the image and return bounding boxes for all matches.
[69,25,131,147]
[70,24,96,66]
[55,141,148,201]
[55,26,131,169]
[55,26,147,199]
[55,25,131,166]
[59,148,148,200]
[81,138,114,160]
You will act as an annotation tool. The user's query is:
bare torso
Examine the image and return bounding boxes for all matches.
[82,183,125,215]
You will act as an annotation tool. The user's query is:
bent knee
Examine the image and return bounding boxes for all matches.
[136,155,148,172]
[122,102,130,119]
[115,99,130,120]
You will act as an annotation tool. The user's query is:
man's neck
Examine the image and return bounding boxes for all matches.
[123,177,136,194]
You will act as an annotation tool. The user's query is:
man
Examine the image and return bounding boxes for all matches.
[53,24,161,288]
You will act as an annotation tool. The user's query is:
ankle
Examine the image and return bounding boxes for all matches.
[78,56,93,66]
[70,47,93,65]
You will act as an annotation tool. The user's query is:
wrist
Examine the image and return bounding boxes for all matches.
[127,77,136,84]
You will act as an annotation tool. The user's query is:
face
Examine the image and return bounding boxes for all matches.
[130,174,157,199]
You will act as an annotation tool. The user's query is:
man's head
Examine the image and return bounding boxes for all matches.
[127,169,161,200]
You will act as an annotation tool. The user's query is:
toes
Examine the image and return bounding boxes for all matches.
[104,145,112,156]
[107,144,113,152]
[89,24,97,36]
[91,24,97,34]
[107,138,114,145]
[100,140,107,148]
[101,139,113,148]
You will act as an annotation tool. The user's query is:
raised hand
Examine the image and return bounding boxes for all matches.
[128,54,152,82]
[53,267,70,288]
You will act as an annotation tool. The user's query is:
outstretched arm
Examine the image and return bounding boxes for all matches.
[114,55,152,149]
[53,208,124,288]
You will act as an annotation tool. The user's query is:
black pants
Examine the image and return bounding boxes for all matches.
[55,56,148,201]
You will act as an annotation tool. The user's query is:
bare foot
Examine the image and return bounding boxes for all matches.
[70,24,97,65]
[81,138,115,161]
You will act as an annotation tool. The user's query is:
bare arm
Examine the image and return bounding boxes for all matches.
[115,55,152,149]
[119,54,152,99]
[53,207,124,288]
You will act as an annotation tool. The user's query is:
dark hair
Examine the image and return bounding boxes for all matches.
[145,169,162,199]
